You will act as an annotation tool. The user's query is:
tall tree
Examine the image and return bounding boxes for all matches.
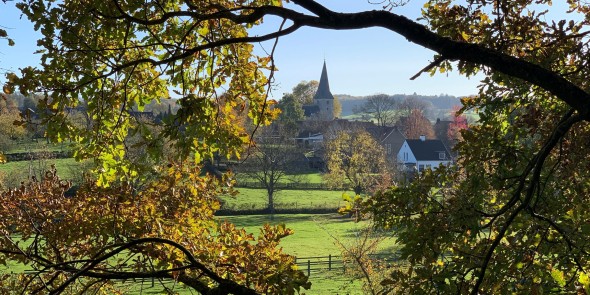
[0,167,309,294]
[354,94,398,127]
[0,111,27,152]
[4,0,590,294]
[447,105,468,145]
[397,96,433,118]
[291,80,319,105]
[333,95,342,118]
[324,129,390,195]
[276,93,304,125]
[237,124,304,219]
[396,109,435,139]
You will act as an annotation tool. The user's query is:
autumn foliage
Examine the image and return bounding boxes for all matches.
[0,167,309,294]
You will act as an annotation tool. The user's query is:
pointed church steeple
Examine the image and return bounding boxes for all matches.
[313,61,335,100]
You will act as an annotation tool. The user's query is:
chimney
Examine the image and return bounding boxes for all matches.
[420,135,426,141]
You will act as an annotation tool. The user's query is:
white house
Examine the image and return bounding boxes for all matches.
[397,135,452,172]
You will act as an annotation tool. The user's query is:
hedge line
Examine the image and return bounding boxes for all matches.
[5,151,72,162]
[236,181,344,191]
[215,207,339,216]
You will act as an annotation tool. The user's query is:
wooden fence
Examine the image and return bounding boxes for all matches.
[295,253,404,277]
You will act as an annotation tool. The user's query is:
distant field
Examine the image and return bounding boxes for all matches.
[235,171,325,185]
[0,158,88,187]
[341,113,375,121]
[5,141,72,154]
[220,187,352,211]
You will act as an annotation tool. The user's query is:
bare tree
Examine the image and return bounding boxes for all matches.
[238,124,305,219]
[354,94,398,127]
[398,96,433,118]
[396,109,435,139]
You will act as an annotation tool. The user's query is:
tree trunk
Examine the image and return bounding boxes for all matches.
[268,189,275,221]
[353,185,363,196]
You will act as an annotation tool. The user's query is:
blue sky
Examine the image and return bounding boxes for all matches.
[0,1,486,99]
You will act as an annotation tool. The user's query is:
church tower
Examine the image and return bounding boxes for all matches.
[313,61,335,120]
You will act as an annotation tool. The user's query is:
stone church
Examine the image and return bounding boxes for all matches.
[302,61,335,121]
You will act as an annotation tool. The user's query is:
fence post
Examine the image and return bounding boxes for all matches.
[328,254,332,271]
[307,260,311,277]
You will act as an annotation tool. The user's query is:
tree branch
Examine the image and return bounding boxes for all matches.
[470,110,584,294]
[48,237,259,295]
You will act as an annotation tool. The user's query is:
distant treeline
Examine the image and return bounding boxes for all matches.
[215,207,338,216]
[336,93,462,117]
[4,151,73,162]
[236,181,344,191]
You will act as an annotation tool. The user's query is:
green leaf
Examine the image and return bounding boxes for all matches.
[551,268,566,288]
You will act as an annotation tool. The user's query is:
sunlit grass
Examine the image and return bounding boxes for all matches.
[1,214,397,294]
[220,188,351,211]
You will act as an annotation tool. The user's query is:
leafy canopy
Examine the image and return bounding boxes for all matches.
[324,129,390,195]
[10,0,282,185]
[4,0,590,294]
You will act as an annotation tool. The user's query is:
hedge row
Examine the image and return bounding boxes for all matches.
[5,151,72,162]
[215,207,339,216]
[236,181,344,191]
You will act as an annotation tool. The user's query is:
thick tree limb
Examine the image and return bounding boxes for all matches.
[470,110,584,294]
[195,0,590,119]
[47,237,258,295]
[72,0,590,120]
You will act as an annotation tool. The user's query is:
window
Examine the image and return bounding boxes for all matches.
[404,152,408,161]
[418,164,424,171]
[439,152,446,160]
[426,164,432,170]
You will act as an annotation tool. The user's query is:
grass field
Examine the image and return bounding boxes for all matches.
[1,214,396,294]
[220,188,352,211]
[223,214,396,294]
[222,214,395,256]
[235,171,325,185]
[5,141,71,154]
[0,163,389,294]
[0,158,88,187]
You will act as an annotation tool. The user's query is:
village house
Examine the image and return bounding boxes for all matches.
[397,135,452,172]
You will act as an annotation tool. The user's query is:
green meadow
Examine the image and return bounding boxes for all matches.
[1,213,396,294]
[0,163,394,294]
[220,188,351,211]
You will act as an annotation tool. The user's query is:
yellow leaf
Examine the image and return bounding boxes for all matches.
[460,31,469,41]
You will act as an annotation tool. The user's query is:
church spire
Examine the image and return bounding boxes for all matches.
[313,61,335,100]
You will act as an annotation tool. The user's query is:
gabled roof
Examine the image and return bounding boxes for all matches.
[313,61,335,100]
[406,139,451,161]
[380,127,406,152]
